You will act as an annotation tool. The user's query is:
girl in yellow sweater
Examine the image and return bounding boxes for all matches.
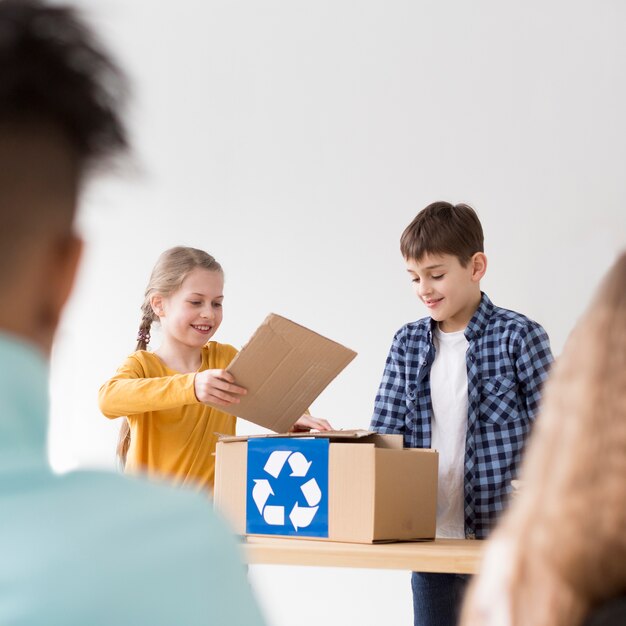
[99,246,330,491]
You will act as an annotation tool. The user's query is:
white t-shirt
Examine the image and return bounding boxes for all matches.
[430,325,469,538]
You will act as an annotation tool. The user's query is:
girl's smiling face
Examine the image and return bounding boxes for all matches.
[152,267,224,349]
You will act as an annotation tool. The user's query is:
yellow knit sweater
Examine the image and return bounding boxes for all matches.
[98,342,237,491]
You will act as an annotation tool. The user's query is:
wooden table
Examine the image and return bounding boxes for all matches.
[243,537,484,574]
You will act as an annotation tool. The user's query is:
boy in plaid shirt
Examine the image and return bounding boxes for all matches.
[371,202,553,626]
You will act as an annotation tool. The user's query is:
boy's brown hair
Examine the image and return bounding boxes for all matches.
[400,201,484,266]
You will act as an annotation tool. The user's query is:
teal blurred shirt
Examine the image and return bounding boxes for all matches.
[0,332,266,626]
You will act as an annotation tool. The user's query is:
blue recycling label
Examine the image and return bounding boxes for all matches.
[246,438,329,537]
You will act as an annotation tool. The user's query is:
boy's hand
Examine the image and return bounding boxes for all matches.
[194,369,247,406]
[290,415,333,432]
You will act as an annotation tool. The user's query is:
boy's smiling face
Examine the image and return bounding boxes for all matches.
[406,252,487,333]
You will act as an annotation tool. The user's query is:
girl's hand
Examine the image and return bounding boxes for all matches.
[194,369,247,406]
[290,415,333,432]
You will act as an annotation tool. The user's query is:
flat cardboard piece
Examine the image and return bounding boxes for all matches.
[208,314,357,433]
[218,429,378,443]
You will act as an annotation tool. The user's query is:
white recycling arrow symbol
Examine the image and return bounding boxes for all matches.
[252,479,273,514]
[288,452,312,477]
[252,449,322,531]
[263,505,285,525]
[300,477,322,506]
[263,450,291,478]
[289,502,318,531]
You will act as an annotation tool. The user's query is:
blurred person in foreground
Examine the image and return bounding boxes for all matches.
[0,1,265,624]
[460,252,626,626]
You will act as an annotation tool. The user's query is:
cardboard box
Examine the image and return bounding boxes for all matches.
[214,430,438,543]
[207,314,357,433]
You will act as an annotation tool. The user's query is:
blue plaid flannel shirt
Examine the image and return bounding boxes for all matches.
[370,292,553,539]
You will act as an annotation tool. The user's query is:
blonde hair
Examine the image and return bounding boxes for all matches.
[116,246,223,467]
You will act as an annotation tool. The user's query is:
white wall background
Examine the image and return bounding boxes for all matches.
[48,1,626,625]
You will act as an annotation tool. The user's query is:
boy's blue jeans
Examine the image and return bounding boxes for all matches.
[411,572,471,626]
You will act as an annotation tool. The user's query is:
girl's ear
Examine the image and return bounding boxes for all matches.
[471,252,488,282]
[150,294,165,318]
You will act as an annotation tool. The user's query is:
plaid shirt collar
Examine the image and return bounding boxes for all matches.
[425,291,495,343]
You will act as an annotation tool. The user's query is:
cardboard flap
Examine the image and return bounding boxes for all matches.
[217,430,404,450]
[217,428,374,444]
[208,314,357,432]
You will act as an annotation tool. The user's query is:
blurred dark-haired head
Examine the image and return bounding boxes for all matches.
[0,0,128,350]
[0,0,127,171]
